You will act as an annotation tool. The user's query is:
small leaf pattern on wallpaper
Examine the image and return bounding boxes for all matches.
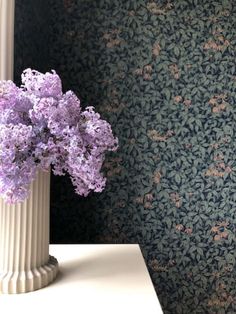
[14,0,236,313]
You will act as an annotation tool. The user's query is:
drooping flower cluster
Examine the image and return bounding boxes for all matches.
[0,69,118,203]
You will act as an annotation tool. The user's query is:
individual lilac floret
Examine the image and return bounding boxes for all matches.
[0,69,118,203]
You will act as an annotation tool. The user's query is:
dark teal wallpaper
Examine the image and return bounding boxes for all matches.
[15,0,236,313]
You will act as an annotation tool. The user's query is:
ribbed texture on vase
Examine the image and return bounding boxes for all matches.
[0,171,58,294]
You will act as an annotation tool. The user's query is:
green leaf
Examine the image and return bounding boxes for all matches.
[175,173,181,184]
[174,46,180,57]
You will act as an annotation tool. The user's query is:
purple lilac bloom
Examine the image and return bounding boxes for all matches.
[0,69,118,203]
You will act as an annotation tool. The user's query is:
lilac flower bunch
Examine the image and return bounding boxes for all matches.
[0,69,118,203]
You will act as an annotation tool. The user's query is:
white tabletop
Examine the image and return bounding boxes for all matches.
[0,244,163,314]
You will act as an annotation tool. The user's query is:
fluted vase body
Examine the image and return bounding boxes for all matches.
[0,170,58,294]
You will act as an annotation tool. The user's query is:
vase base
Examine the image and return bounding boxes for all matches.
[0,255,59,294]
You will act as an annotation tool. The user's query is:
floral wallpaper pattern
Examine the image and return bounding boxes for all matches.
[15,0,236,313]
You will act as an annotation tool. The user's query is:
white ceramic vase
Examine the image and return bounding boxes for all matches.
[0,170,59,294]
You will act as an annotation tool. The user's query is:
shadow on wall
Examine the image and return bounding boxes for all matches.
[48,0,135,246]
[14,0,51,85]
[50,173,104,244]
